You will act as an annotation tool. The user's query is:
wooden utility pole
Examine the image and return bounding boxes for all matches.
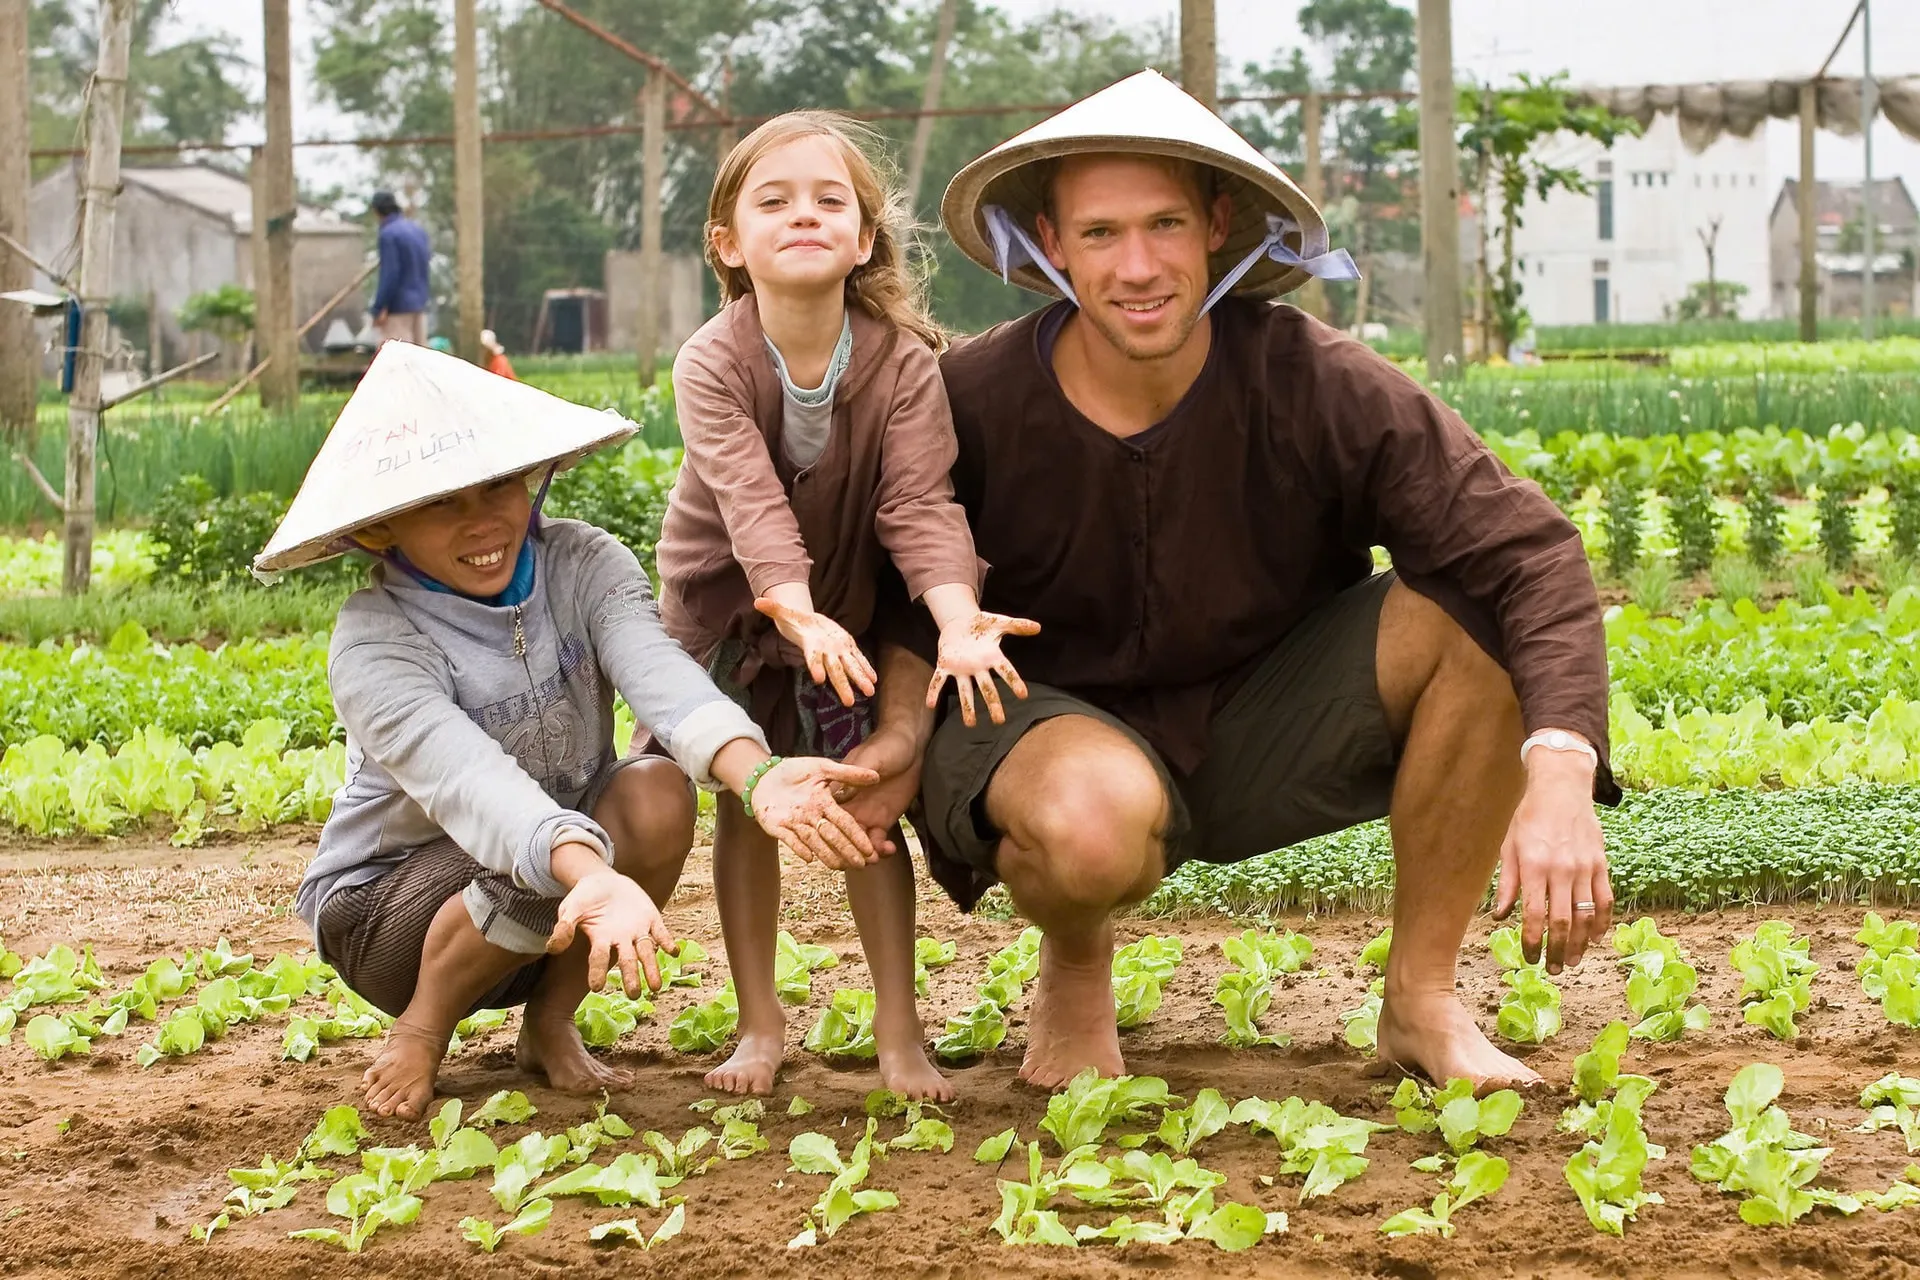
[453,0,484,363]
[259,0,298,407]
[1180,0,1217,112]
[1798,82,1818,340]
[637,71,666,385]
[1860,0,1876,340]
[1298,90,1327,319]
[905,0,961,211]
[1416,0,1463,378]
[249,148,269,374]
[64,0,134,595]
[0,0,33,437]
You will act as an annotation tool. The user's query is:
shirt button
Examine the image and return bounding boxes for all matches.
[1130,452,1145,464]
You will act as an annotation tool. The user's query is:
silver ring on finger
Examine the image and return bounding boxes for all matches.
[1573,901,1597,913]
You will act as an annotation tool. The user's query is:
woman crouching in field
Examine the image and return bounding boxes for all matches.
[254,343,880,1119]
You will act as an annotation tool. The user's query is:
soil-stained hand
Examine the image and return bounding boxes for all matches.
[546,870,677,996]
[928,611,1041,726]
[1492,753,1611,974]
[749,756,882,871]
[753,598,878,708]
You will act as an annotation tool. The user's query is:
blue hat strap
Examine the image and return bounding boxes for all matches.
[1199,212,1363,315]
[984,204,1081,306]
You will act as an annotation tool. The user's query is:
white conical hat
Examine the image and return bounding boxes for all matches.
[254,341,637,573]
[942,68,1332,301]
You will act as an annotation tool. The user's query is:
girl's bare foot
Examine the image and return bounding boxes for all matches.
[363,1020,450,1119]
[705,1026,784,1095]
[876,1031,955,1103]
[1018,940,1125,1088]
[515,1008,633,1094]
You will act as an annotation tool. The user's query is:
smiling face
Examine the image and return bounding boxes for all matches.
[711,132,875,297]
[359,474,533,597]
[1034,154,1232,362]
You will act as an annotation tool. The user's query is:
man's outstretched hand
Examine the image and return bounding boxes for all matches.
[837,725,925,855]
[1491,748,1611,975]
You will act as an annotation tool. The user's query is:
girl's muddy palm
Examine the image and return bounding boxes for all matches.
[753,597,877,707]
[930,611,1042,725]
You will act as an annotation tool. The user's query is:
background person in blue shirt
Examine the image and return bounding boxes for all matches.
[370,190,432,345]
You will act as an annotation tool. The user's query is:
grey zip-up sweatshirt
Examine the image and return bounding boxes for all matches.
[294,518,766,940]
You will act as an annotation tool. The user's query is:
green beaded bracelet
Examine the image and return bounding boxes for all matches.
[739,755,784,819]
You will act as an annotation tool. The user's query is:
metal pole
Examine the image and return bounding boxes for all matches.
[64,0,134,595]
[1180,0,1218,112]
[0,0,33,438]
[637,72,666,384]
[1798,81,1818,341]
[905,0,961,211]
[1298,90,1327,320]
[260,0,299,406]
[454,0,485,363]
[1860,0,1875,340]
[1416,0,1463,377]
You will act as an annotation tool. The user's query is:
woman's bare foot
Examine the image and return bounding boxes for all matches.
[1376,988,1542,1092]
[875,1018,955,1102]
[705,1025,784,1095]
[363,1020,449,1119]
[515,1007,634,1094]
[1018,938,1124,1089]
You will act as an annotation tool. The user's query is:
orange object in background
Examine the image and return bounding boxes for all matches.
[481,329,517,381]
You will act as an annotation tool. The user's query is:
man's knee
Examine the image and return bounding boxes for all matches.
[1377,581,1521,743]
[596,758,697,873]
[992,722,1168,908]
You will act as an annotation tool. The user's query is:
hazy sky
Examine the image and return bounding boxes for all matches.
[153,0,1920,204]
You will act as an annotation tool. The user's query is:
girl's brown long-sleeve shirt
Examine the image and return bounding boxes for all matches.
[656,293,982,710]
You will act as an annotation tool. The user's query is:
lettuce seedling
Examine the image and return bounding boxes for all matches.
[1222,928,1313,980]
[975,1128,1019,1163]
[458,1196,552,1252]
[1858,1074,1920,1154]
[1496,966,1563,1044]
[1072,1214,1184,1246]
[641,1127,715,1180]
[1040,1069,1176,1151]
[1564,1092,1665,1235]
[531,1151,665,1208]
[934,998,1008,1062]
[1380,1151,1509,1238]
[490,1132,574,1211]
[804,989,877,1059]
[1214,970,1287,1048]
[1690,1063,1860,1226]
[1156,1089,1231,1155]
[1358,927,1392,972]
[656,939,708,989]
[26,1013,90,1060]
[1112,971,1164,1030]
[773,932,838,1005]
[1730,922,1819,1040]
[1231,1095,1389,1201]
[913,936,958,996]
[1612,920,1711,1041]
[574,983,653,1048]
[1183,1198,1284,1251]
[669,983,740,1053]
[469,1090,538,1127]
[589,1203,685,1249]
[1339,979,1384,1053]
[1391,1079,1523,1155]
[1077,1149,1226,1208]
[289,1162,427,1253]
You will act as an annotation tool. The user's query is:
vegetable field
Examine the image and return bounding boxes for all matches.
[1,842,1915,1277]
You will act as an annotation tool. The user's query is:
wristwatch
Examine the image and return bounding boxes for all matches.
[1520,729,1597,768]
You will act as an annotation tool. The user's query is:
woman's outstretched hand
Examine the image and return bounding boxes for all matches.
[749,756,881,871]
[929,611,1041,726]
[754,598,877,709]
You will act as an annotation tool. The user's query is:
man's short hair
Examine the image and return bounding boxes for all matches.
[370,190,401,217]
[1035,153,1219,224]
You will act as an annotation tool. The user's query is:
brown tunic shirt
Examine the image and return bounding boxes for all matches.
[656,293,982,747]
[930,298,1620,803]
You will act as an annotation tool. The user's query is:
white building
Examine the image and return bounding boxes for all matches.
[1493,113,1773,326]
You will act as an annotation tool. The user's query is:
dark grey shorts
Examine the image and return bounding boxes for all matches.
[918,571,1399,909]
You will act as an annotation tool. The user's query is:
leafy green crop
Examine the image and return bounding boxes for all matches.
[1856,913,1920,1027]
[1112,935,1181,1029]
[669,982,739,1053]
[1380,1150,1509,1238]
[1691,1063,1861,1225]
[1858,1074,1920,1154]
[574,979,654,1048]
[1230,1095,1389,1201]
[1612,918,1712,1041]
[913,936,957,996]
[588,1203,686,1249]
[1392,1078,1524,1159]
[933,998,1007,1062]
[1731,922,1819,1039]
[785,1118,899,1246]
[1040,1070,1177,1152]
[774,932,838,1005]
[1156,1090,1231,1156]
[1565,1088,1666,1236]
[459,1197,552,1252]
[1213,929,1309,1049]
[803,989,877,1059]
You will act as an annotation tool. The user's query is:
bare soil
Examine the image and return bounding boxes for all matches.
[0,832,1916,1279]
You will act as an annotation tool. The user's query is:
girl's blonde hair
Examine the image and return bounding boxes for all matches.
[706,111,944,351]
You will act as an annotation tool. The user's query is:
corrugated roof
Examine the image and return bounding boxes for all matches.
[123,165,359,236]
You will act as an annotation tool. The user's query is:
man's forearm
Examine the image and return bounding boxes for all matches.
[875,642,938,749]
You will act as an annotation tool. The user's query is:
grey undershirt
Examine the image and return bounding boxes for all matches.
[765,313,853,469]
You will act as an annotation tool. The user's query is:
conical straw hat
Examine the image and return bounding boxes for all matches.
[942,68,1331,301]
[254,341,637,574]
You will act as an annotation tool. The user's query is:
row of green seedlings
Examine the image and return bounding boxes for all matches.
[1599,467,1919,578]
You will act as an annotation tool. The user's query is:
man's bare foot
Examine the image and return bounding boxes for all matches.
[1376,988,1542,1092]
[515,1009,634,1094]
[1018,937,1124,1089]
[705,1026,783,1095]
[875,1021,955,1102]
[363,1020,448,1119]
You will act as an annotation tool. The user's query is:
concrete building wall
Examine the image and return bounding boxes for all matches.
[1501,115,1772,327]
[603,250,708,357]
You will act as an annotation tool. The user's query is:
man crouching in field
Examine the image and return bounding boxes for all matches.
[255,343,877,1118]
[844,71,1621,1092]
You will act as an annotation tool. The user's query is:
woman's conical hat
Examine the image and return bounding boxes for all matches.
[942,68,1331,301]
[254,341,636,574]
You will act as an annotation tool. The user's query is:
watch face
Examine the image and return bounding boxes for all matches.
[1548,730,1570,749]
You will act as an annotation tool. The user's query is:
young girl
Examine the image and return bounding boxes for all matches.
[257,341,879,1120]
[657,113,1037,1100]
